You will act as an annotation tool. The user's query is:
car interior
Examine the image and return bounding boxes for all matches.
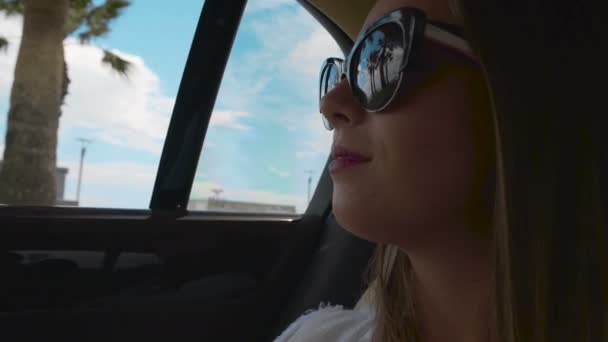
[0,1,383,341]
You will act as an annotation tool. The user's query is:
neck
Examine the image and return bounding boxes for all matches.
[400,223,496,342]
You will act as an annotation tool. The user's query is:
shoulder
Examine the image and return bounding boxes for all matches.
[273,303,376,342]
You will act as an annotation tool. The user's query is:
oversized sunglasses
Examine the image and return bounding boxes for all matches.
[319,7,478,130]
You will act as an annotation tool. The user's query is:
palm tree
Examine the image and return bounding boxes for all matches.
[0,0,131,205]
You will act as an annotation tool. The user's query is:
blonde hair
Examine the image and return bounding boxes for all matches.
[367,0,608,341]
[369,244,419,341]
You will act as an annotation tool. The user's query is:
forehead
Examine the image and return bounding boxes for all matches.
[362,0,457,34]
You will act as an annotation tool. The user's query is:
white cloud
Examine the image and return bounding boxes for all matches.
[296,150,316,159]
[1,13,252,158]
[191,179,307,213]
[214,59,272,112]
[287,113,333,160]
[249,7,341,79]
[61,159,156,189]
[209,110,251,131]
[246,0,295,12]
[60,44,174,154]
[248,6,319,54]
[303,113,333,155]
[215,5,341,114]
[0,12,175,155]
[202,140,216,149]
[268,165,290,178]
[59,159,157,208]
[287,27,343,77]
[0,13,22,97]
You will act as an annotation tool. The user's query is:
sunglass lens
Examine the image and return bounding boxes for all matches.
[321,63,340,98]
[326,63,341,94]
[320,62,341,129]
[352,23,405,111]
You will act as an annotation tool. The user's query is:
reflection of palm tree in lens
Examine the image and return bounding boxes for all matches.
[384,42,394,87]
[378,37,387,88]
[367,48,379,96]
[378,37,395,91]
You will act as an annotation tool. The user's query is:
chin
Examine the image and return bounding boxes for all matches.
[332,191,442,247]
[332,200,398,244]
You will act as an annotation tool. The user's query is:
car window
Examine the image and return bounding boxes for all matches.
[0,1,340,213]
[0,1,202,208]
[188,0,341,215]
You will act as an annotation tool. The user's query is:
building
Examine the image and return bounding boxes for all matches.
[0,160,77,206]
[188,197,297,214]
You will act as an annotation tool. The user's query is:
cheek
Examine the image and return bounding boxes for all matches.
[333,84,479,243]
[381,105,476,224]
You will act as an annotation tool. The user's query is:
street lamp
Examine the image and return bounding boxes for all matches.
[305,170,314,204]
[211,188,224,200]
[76,138,92,205]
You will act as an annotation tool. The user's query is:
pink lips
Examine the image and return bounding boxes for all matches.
[329,144,372,174]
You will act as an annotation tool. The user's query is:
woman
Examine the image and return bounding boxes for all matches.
[276,0,606,341]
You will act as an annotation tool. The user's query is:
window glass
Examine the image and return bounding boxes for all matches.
[188,0,341,215]
[0,1,202,208]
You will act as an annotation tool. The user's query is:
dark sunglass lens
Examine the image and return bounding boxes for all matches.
[319,65,328,99]
[353,23,405,111]
[320,63,340,99]
[326,63,340,94]
[319,62,340,130]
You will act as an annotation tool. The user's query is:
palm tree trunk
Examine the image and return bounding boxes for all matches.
[379,50,387,87]
[0,0,68,205]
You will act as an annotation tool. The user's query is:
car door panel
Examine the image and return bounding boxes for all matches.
[1,208,324,342]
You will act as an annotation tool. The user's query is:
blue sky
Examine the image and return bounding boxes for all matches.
[0,0,340,212]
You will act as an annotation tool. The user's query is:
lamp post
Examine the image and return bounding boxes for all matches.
[211,188,223,200]
[305,170,314,204]
[76,138,92,205]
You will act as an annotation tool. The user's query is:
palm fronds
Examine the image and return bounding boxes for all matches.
[0,37,8,52]
[77,0,130,43]
[102,49,130,77]
[0,0,23,16]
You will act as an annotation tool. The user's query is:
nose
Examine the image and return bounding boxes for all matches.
[320,78,367,130]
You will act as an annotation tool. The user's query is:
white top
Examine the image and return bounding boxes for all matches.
[273,303,376,342]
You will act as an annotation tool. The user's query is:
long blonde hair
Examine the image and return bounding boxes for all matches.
[368,0,608,341]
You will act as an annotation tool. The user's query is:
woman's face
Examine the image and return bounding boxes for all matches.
[320,0,494,245]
